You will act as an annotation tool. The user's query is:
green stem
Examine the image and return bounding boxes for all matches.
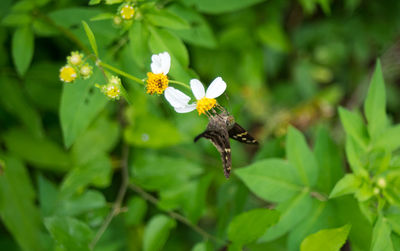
[169,80,191,90]
[99,62,144,85]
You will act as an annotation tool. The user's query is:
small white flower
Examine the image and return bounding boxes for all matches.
[151,52,171,75]
[146,52,171,95]
[164,77,227,115]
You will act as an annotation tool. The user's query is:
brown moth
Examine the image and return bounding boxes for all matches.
[194,112,258,178]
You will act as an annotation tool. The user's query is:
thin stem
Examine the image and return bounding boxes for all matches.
[169,80,191,90]
[129,183,226,245]
[310,191,328,201]
[90,144,130,250]
[99,61,144,85]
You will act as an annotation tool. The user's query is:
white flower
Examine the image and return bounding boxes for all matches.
[150,52,171,75]
[164,77,227,115]
[146,52,171,95]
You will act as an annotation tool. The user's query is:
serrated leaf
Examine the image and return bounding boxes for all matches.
[44,216,93,251]
[329,174,361,198]
[228,209,279,245]
[59,70,107,148]
[374,125,400,152]
[286,126,318,187]
[371,216,394,251]
[0,155,45,251]
[143,215,176,251]
[364,60,387,140]
[12,26,34,76]
[260,189,313,242]
[314,127,344,194]
[300,224,351,251]
[82,21,98,56]
[339,107,369,149]
[235,158,303,203]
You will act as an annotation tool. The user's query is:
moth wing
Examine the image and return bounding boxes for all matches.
[228,123,258,145]
[194,129,232,178]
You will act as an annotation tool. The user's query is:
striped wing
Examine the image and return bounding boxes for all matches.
[228,123,258,144]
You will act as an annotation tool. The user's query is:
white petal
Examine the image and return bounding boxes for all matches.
[175,104,197,113]
[190,79,205,100]
[205,77,227,99]
[164,87,191,108]
[150,52,171,74]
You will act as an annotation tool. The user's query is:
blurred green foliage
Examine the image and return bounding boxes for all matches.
[1,0,400,251]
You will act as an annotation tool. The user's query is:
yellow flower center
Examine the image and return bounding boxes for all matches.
[59,66,77,83]
[146,72,168,95]
[196,97,216,115]
[106,85,120,99]
[120,5,134,20]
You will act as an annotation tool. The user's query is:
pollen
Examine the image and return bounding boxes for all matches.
[120,5,134,20]
[59,65,77,83]
[67,51,83,66]
[196,97,216,115]
[146,72,168,95]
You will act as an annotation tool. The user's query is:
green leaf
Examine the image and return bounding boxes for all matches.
[125,196,148,226]
[145,9,190,30]
[0,75,43,137]
[61,154,111,197]
[167,4,216,48]
[3,129,71,171]
[286,126,318,187]
[260,189,313,242]
[338,107,369,149]
[159,174,212,223]
[44,216,93,251]
[59,190,106,216]
[148,26,193,82]
[235,158,303,203]
[257,21,291,52]
[374,125,400,152]
[143,215,176,251]
[228,209,279,245]
[59,70,108,148]
[287,200,335,251]
[345,135,367,175]
[131,152,202,191]
[124,114,184,148]
[329,174,362,198]
[129,21,151,69]
[300,224,351,251]
[148,26,188,67]
[387,212,400,236]
[82,21,98,56]
[371,216,394,251]
[0,155,45,251]
[2,13,32,27]
[192,241,213,251]
[89,0,101,5]
[314,127,344,194]
[38,174,59,217]
[364,60,387,140]
[72,115,120,165]
[187,0,265,14]
[12,26,34,76]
